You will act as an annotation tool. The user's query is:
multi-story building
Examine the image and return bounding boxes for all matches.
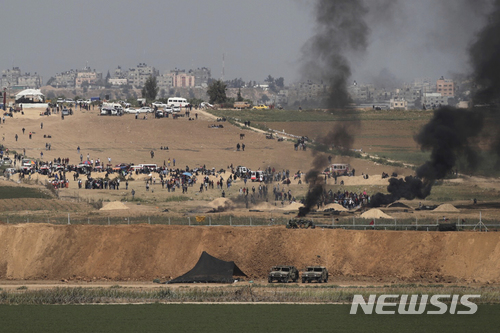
[392,87,421,105]
[1,67,42,89]
[423,92,449,109]
[54,70,78,88]
[167,69,195,88]
[17,73,43,89]
[436,76,455,97]
[113,66,128,79]
[127,63,158,88]
[75,68,102,88]
[189,67,211,87]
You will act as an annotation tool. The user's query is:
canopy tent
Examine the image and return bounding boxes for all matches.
[15,89,45,103]
[168,251,247,284]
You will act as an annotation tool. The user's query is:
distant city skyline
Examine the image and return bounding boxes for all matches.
[0,0,494,85]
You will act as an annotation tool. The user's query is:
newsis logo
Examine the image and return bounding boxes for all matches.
[350,294,480,315]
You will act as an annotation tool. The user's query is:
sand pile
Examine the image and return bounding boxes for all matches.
[433,204,460,212]
[100,201,129,211]
[279,202,304,211]
[360,209,393,219]
[322,203,348,212]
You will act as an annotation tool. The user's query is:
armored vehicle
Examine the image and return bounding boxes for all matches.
[268,265,299,283]
[301,266,328,283]
[286,219,315,229]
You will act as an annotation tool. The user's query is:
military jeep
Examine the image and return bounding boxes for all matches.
[301,266,328,283]
[268,265,299,283]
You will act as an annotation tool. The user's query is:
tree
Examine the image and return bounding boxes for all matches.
[207,80,227,104]
[141,75,159,101]
[275,77,285,88]
[237,88,243,102]
[261,94,270,103]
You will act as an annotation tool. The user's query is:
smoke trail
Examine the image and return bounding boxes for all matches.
[301,0,369,108]
[297,0,373,216]
[370,1,500,207]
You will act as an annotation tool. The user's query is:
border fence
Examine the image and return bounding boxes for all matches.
[0,214,497,231]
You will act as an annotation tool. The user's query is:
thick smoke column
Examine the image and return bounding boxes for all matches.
[370,1,500,207]
[301,0,369,108]
[298,0,373,216]
[370,107,483,207]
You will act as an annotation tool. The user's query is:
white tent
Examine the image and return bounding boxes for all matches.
[15,89,45,102]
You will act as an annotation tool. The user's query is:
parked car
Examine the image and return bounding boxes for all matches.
[56,98,64,104]
[152,101,167,108]
[124,107,138,114]
[138,106,152,113]
[164,106,173,114]
[172,106,181,113]
[252,104,269,110]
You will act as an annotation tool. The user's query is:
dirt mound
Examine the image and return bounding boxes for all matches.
[360,209,393,219]
[0,224,499,283]
[100,201,129,211]
[322,203,348,212]
[388,201,412,209]
[433,204,460,212]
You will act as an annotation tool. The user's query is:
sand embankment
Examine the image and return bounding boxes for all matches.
[0,224,499,283]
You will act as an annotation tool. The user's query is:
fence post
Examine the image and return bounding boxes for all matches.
[394,219,396,230]
[169,217,171,225]
[68,213,70,225]
[128,217,130,225]
[188,217,191,226]
[230,216,232,226]
[108,217,110,225]
[416,218,418,231]
[27,217,29,223]
[250,217,252,226]
[148,216,151,225]
[7,217,9,224]
[209,216,211,226]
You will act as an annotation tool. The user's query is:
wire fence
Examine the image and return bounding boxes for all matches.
[0,214,498,231]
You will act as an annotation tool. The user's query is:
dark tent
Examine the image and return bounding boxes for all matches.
[167,251,247,284]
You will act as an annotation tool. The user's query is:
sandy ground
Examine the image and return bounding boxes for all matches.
[1,107,500,285]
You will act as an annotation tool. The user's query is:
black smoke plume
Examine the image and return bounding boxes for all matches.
[301,0,369,108]
[370,107,484,207]
[298,0,400,215]
[370,1,500,207]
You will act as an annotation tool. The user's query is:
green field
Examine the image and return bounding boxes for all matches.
[0,304,497,333]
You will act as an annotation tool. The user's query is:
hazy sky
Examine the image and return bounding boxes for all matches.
[0,0,492,85]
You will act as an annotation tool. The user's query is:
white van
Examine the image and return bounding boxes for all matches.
[167,97,189,108]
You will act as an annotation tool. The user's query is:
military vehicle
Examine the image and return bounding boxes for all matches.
[286,219,315,229]
[301,266,328,283]
[268,265,299,283]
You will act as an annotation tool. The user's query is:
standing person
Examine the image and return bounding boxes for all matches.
[15,134,18,141]
[242,143,245,151]
[173,158,176,167]
[29,132,32,139]
[22,128,25,134]
[40,122,43,129]
[77,146,80,154]
[131,189,135,199]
